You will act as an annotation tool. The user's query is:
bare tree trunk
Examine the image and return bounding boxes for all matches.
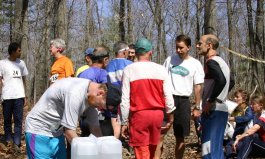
[54,0,67,41]
[13,0,31,106]
[95,1,102,44]
[147,0,163,63]
[195,0,202,59]
[246,0,260,92]
[227,0,235,74]
[127,0,133,43]
[255,0,264,92]
[85,0,91,46]
[204,0,217,35]
[119,0,125,41]
[34,0,52,103]
[162,20,168,61]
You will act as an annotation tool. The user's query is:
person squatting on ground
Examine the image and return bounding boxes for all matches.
[120,38,176,159]
[0,42,28,153]
[106,41,133,138]
[226,95,265,159]
[75,47,94,77]
[25,78,106,158]
[49,38,74,84]
[162,34,205,159]
[196,34,233,159]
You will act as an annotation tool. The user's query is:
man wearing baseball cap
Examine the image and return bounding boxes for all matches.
[75,47,94,77]
[120,38,176,159]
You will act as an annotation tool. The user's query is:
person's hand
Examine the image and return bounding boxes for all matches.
[202,101,214,115]
[229,116,235,122]
[192,109,201,119]
[161,121,173,134]
[232,136,241,152]
[121,125,129,139]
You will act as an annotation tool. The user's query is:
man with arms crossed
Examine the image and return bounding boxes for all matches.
[163,34,204,159]
[25,78,106,158]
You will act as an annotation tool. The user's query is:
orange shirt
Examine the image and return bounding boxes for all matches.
[50,56,74,83]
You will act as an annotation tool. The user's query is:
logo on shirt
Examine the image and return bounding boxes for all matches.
[170,66,189,76]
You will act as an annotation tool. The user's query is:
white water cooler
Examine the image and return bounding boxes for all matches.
[98,136,122,159]
[71,135,122,159]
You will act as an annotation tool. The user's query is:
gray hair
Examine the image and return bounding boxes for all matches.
[50,38,66,51]
[113,41,128,55]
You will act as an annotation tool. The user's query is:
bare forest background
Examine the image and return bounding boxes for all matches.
[0,0,264,108]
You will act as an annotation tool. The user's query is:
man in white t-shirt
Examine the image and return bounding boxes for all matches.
[25,78,107,158]
[162,35,205,159]
[0,42,28,153]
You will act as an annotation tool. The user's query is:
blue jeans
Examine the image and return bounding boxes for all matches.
[201,110,228,159]
[2,98,24,146]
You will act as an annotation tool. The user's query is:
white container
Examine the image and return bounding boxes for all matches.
[97,136,122,159]
[71,135,99,159]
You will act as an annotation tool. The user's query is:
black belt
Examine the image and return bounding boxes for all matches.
[173,95,189,99]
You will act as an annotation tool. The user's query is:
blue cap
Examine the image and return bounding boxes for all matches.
[84,48,94,56]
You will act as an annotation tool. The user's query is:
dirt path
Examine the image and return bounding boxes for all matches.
[0,106,201,159]
[122,121,201,159]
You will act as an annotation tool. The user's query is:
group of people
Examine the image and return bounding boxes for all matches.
[0,33,264,159]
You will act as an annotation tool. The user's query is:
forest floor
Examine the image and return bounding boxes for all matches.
[0,105,201,159]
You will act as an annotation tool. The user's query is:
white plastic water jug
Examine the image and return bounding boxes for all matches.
[71,135,99,159]
[97,136,122,159]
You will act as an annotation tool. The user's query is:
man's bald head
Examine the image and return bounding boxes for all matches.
[202,34,219,50]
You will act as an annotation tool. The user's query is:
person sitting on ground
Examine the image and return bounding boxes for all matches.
[229,89,253,139]
[225,90,254,158]
[75,47,94,77]
[226,95,265,159]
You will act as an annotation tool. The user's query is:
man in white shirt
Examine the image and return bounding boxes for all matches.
[0,42,28,153]
[25,78,106,159]
[163,35,205,159]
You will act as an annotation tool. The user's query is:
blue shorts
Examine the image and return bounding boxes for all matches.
[25,132,66,159]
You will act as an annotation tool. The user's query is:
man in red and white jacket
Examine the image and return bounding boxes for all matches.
[120,38,176,159]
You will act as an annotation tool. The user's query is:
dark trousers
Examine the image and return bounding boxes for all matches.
[2,98,24,146]
[236,134,265,159]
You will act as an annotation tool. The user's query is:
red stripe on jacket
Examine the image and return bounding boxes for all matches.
[129,79,165,112]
